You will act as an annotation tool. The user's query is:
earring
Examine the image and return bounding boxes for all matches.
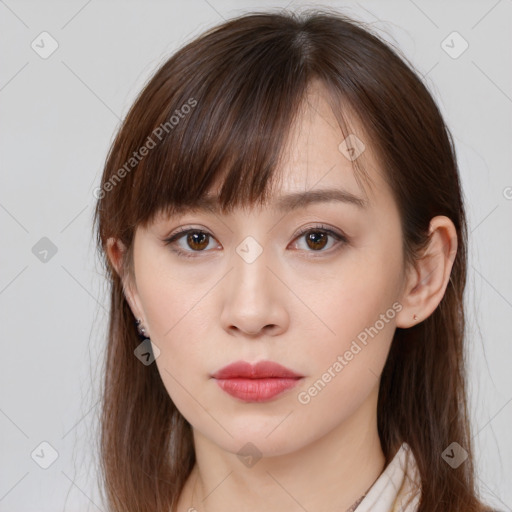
[136,318,148,338]
[413,314,418,321]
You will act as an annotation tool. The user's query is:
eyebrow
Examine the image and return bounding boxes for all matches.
[173,188,367,215]
[273,188,367,211]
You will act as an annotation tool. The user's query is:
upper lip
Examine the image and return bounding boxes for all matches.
[211,360,303,379]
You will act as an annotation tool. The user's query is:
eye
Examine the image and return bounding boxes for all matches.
[163,224,348,259]
[163,227,219,258]
[291,224,348,254]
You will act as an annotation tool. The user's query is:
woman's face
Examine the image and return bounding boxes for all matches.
[123,85,410,457]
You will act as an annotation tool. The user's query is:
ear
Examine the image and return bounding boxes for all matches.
[106,237,146,324]
[396,216,458,329]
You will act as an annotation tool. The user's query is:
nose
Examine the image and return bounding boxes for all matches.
[220,246,289,338]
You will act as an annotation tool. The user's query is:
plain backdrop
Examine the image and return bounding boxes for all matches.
[1,0,511,510]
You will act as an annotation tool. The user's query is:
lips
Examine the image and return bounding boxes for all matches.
[211,360,303,379]
[211,360,303,402]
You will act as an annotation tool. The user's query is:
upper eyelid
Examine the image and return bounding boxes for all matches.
[166,224,345,240]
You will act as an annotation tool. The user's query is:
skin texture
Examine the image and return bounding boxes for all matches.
[107,82,458,512]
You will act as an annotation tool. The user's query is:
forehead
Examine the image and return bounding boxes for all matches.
[280,81,397,213]
[275,82,370,198]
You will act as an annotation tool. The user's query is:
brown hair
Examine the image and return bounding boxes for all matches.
[94,8,493,512]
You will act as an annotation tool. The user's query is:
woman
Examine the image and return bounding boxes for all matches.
[94,9,497,512]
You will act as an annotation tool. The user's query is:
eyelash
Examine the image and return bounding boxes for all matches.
[163,224,348,259]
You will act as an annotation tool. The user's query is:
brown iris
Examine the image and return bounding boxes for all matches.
[305,231,328,251]
[187,232,210,251]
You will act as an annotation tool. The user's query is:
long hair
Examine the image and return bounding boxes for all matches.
[93,9,491,512]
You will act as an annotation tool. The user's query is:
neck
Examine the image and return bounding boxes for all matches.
[180,384,386,512]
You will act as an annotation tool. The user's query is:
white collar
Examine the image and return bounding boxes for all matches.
[355,442,421,512]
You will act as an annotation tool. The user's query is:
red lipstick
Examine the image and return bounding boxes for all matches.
[211,360,303,402]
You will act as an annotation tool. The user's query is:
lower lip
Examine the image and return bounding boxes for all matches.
[214,377,302,402]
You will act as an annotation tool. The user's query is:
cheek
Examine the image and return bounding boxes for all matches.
[327,258,399,318]
[135,246,209,340]
[133,252,221,393]
[135,267,213,421]
[294,271,399,428]
[302,240,403,374]
[337,231,403,321]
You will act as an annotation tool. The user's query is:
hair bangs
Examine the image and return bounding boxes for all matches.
[129,21,319,228]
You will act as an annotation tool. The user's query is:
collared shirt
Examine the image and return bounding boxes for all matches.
[354,442,421,512]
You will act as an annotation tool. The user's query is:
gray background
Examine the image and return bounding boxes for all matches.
[1,0,511,510]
